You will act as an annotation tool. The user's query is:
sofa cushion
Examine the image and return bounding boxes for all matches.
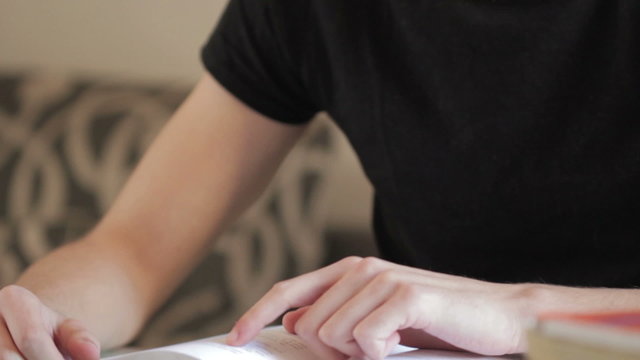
[0,71,338,347]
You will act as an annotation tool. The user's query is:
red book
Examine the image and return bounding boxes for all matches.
[527,311,640,360]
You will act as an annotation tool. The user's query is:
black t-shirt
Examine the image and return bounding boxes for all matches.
[202,0,640,287]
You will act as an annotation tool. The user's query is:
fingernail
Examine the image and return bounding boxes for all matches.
[81,337,100,351]
[226,328,238,345]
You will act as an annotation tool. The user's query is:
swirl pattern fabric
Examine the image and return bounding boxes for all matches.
[0,71,337,347]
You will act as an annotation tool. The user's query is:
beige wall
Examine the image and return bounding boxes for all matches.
[0,0,373,231]
[0,0,225,82]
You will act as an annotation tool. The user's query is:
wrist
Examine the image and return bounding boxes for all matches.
[509,282,640,319]
[509,283,568,319]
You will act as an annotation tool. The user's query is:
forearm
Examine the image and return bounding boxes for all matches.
[517,282,640,317]
[14,73,308,350]
[16,235,149,349]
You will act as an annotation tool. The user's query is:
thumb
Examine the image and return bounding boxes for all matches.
[55,319,101,360]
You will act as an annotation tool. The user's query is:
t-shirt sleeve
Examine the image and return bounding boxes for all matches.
[201,0,318,124]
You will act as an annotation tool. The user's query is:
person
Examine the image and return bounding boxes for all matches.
[2,1,640,359]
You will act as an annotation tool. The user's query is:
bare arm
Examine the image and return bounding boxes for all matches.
[1,73,308,358]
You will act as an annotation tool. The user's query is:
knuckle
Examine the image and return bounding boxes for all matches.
[351,323,373,344]
[340,256,362,266]
[373,269,398,286]
[397,283,422,301]
[293,318,314,339]
[0,285,24,303]
[0,286,39,312]
[15,331,48,355]
[352,324,384,359]
[317,324,338,345]
[270,280,291,297]
[356,257,384,275]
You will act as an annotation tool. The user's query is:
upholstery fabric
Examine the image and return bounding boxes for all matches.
[0,71,338,346]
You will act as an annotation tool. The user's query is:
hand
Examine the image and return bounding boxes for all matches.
[0,285,100,360]
[227,257,532,359]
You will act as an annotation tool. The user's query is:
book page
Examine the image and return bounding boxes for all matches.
[104,327,318,360]
[103,327,522,360]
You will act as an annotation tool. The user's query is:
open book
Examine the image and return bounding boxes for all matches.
[103,326,521,360]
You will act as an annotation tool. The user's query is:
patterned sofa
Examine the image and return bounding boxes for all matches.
[0,71,375,347]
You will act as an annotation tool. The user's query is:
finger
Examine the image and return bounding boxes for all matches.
[54,319,100,360]
[292,258,405,358]
[383,332,402,359]
[6,328,64,360]
[0,287,65,360]
[318,270,410,356]
[299,257,388,327]
[323,269,471,356]
[0,319,23,360]
[353,284,432,360]
[274,308,348,360]
[282,307,309,334]
[295,309,360,360]
[228,256,362,345]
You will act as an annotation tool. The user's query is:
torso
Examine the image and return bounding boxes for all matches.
[299,0,640,286]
